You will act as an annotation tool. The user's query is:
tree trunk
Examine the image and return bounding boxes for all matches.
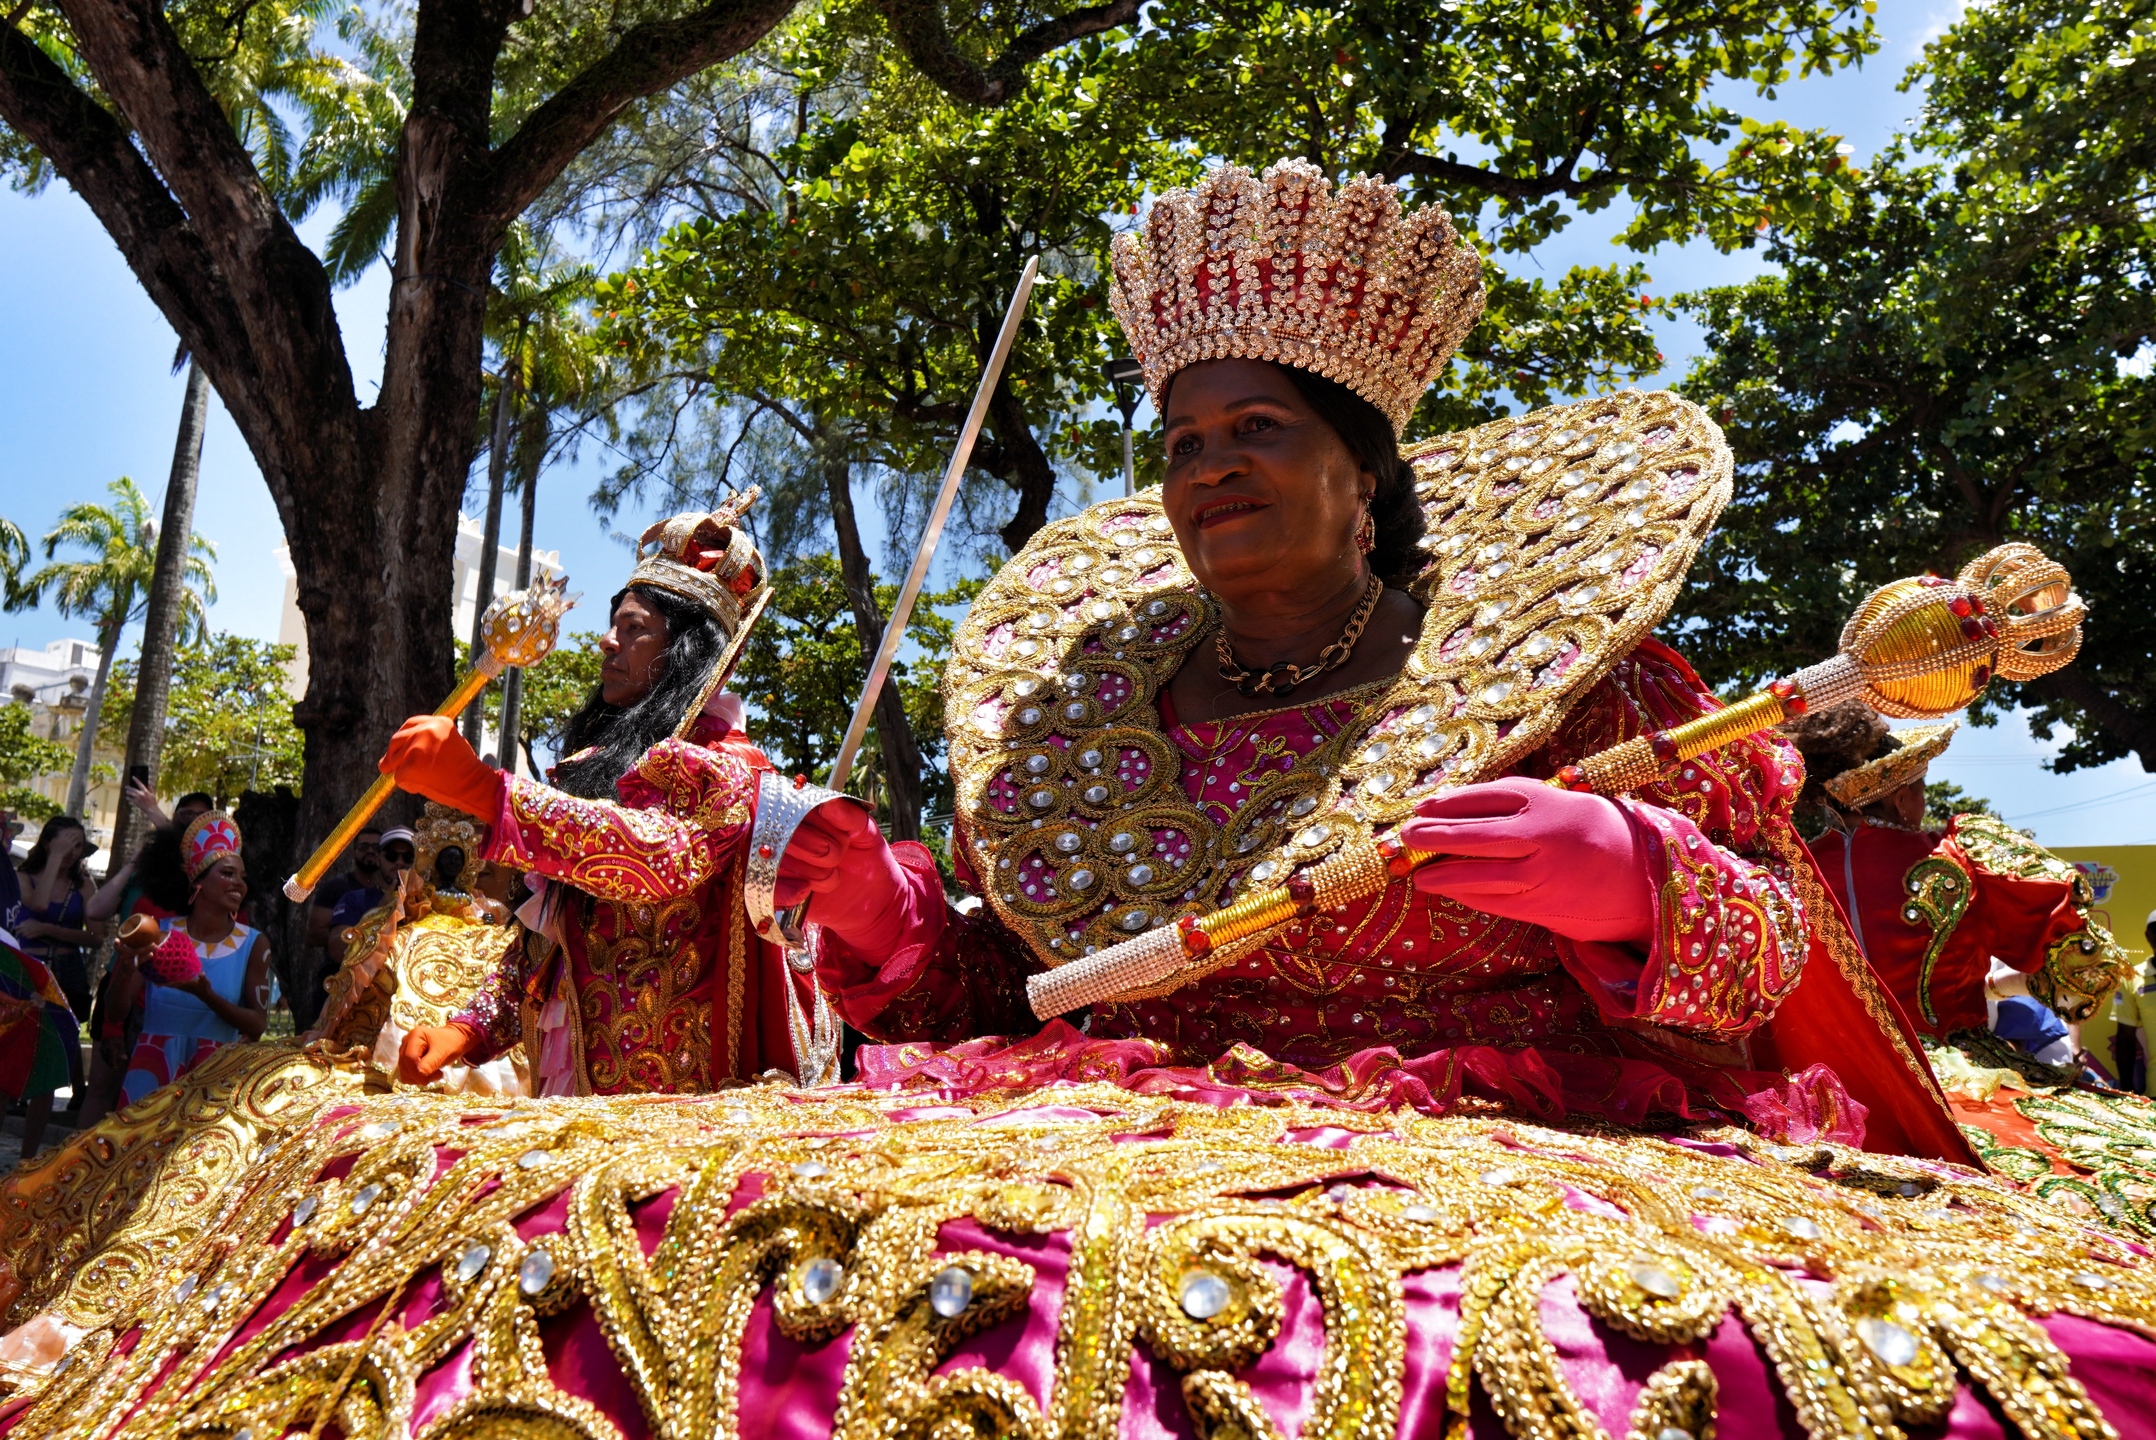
[111,359,210,865]
[821,436,925,841]
[496,408,545,778]
[65,605,127,820]
[462,367,516,750]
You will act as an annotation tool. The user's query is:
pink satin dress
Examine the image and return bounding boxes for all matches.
[819,639,1857,1140]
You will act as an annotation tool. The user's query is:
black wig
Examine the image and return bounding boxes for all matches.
[550,584,729,799]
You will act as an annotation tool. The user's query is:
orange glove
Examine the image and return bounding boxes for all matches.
[398,1022,480,1084]
[378,716,504,819]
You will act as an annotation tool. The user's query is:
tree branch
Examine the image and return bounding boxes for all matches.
[868,0,1139,107]
[56,0,290,268]
[0,22,252,384]
[2027,666,2156,775]
[484,0,798,228]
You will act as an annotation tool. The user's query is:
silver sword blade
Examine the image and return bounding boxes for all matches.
[827,254,1041,794]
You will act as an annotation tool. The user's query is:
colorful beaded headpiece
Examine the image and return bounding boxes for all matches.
[180,811,242,881]
[627,487,766,636]
[1824,722,1957,810]
[1109,159,1485,436]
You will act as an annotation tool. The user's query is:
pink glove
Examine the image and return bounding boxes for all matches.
[774,799,913,955]
[1398,776,1656,947]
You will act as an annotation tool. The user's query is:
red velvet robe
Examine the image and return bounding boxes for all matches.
[451,713,809,1090]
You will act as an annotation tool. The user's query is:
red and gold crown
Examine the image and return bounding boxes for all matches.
[180,811,242,881]
[1109,159,1485,435]
[628,487,766,635]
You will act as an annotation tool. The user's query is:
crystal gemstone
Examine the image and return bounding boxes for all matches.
[929,1266,974,1318]
[1178,1269,1232,1320]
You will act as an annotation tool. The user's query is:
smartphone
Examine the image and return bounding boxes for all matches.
[128,763,151,788]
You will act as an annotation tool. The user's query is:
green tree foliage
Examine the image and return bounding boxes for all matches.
[1122,0,1880,432]
[599,11,1169,556]
[0,516,26,605]
[0,705,71,822]
[99,634,304,807]
[10,478,216,814]
[1674,0,2154,772]
[1924,780,1997,828]
[602,0,1880,549]
[477,631,606,774]
[732,554,976,824]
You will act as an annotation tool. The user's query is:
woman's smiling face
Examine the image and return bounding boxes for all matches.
[1160,358,1373,606]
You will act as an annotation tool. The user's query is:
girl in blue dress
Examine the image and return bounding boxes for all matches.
[111,812,270,1106]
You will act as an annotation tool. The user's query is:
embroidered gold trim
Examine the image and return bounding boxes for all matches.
[1900,854,1975,1028]
[5,1082,2144,1439]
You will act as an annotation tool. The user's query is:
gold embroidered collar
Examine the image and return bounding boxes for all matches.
[944,389,1733,969]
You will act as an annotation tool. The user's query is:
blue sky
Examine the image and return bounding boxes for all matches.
[0,0,2147,845]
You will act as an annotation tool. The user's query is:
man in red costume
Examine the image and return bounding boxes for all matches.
[379,501,821,1094]
[1785,703,2128,1045]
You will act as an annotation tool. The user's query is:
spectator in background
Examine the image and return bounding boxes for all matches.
[112,812,270,1105]
[11,816,95,1154]
[0,809,24,933]
[306,826,389,953]
[89,782,213,923]
[327,828,416,936]
[2109,912,2156,1098]
[302,826,391,1018]
[15,816,96,1018]
[72,787,212,1130]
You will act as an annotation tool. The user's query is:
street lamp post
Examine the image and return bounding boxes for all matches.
[1103,357,1144,496]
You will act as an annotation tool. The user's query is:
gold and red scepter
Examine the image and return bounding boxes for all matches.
[283,577,577,903]
[1027,543,2086,1019]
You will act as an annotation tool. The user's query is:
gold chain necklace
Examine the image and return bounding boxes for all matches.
[1213,574,1383,697]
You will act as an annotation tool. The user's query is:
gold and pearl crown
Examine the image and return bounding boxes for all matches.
[1109,159,1485,435]
[1824,722,1957,810]
[629,488,766,636]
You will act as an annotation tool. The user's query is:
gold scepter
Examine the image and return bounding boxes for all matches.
[1027,542,2086,1019]
[283,577,578,903]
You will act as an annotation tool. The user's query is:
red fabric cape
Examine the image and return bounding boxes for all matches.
[1749,837,1978,1165]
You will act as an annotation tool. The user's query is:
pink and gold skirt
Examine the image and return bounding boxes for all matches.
[0,1041,2151,1439]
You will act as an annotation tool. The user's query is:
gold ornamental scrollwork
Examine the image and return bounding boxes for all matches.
[1,1084,2147,1440]
[946,388,1734,970]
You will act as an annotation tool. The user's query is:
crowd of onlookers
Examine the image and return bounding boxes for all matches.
[0,785,420,1161]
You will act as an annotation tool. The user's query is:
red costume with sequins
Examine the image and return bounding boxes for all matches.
[817,640,1970,1160]
[448,710,812,1092]
[1813,816,2126,1040]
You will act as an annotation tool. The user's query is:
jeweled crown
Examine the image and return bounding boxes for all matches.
[1823,722,1957,810]
[628,487,766,635]
[1109,159,1485,435]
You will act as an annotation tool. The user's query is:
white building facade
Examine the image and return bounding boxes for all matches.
[1,637,124,848]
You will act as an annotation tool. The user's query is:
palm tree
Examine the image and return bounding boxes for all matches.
[472,227,609,763]
[10,480,216,817]
[0,517,27,608]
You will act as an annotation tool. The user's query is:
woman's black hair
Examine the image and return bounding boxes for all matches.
[1164,363,1428,587]
[551,583,728,799]
[136,824,191,915]
[21,815,89,891]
